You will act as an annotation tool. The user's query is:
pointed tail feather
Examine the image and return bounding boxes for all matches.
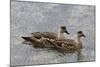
[22,36,32,41]
[21,36,40,43]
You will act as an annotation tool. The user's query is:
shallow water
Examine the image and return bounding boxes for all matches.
[11,0,95,66]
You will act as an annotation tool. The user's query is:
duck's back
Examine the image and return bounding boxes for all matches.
[31,32,42,39]
[31,32,57,39]
[55,39,76,46]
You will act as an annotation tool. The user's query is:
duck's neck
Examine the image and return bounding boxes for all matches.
[77,35,81,43]
[57,30,65,39]
[76,35,82,48]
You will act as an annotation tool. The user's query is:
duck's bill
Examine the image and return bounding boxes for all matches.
[65,30,70,34]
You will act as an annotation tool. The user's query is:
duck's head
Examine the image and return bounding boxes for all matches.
[77,31,86,38]
[60,26,70,34]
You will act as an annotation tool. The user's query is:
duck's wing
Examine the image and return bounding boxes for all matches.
[31,32,57,39]
[41,32,57,39]
[55,39,77,52]
[31,32,43,39]
[55,39,76,46]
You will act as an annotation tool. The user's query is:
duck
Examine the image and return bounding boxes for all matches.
[52,31,86,60]
[54,31,85,49]
[22,26,70,48]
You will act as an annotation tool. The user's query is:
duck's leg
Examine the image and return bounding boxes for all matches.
[77,49,84,62]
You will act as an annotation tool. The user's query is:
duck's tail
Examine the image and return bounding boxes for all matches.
[22,36,33,41]
[22,36,40,43]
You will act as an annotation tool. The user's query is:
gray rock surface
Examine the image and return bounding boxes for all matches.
[11,0,95,66]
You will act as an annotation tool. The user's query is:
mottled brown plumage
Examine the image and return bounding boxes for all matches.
[31,32,58,39]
